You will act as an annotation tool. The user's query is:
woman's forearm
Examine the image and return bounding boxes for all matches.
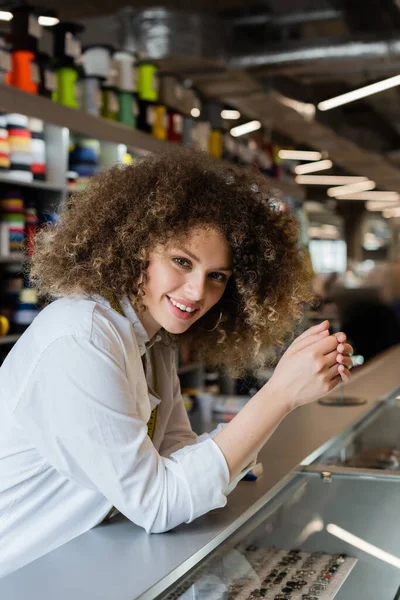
[213,379,290,480]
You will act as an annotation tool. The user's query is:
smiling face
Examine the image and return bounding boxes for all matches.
[139,226,233,338]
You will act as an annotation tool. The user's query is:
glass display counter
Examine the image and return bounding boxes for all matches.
[309,386,400,473]
[160,471,400,600]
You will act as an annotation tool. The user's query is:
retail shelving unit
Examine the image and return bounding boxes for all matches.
[0,85,304,381]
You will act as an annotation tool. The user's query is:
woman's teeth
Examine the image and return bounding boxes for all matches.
[168,297,196,313]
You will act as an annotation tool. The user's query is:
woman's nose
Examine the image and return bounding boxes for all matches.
[184,273,207,301]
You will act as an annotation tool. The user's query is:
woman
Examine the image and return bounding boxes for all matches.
[0,149,352,578]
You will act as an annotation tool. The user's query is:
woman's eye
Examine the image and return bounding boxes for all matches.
[172,257,191,269]
[209,272,228,283]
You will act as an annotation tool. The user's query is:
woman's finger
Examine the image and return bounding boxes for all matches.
[292,321,330,346]
[338,364,351,382]
[333,331,346,344]
[336,353,353,370]
[293,329,330,352]
[337,342,353,356]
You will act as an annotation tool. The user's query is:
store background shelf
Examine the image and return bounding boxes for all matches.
[0,175,65,193]
[0,334,21,345]
[0,84,303,200]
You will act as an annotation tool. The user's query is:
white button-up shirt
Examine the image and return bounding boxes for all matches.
[0,295,253,579]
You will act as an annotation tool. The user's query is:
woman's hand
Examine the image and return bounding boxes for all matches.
[269,320,354,412]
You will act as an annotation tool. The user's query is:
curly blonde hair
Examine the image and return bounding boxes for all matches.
[30,148,313,376]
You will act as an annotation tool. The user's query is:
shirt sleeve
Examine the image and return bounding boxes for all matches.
[160,365,258,496]
[13,329,230,534]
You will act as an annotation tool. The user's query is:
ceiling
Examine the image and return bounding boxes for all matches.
[21,0,400,197]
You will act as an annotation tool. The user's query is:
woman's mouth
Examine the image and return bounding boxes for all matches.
[166,296,200,320]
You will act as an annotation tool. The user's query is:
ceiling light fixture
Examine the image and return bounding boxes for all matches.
[38,15,60,26]
[366,201,400,211]
[296,175,368,186]
[221,109,241,120]
[336,191,400,201]
[191,108,200,118]
[230,120,261,137]
[318,74,400,111]
[0,10,13,20]
[327,180,376,197]
[279,150,322,161]
[295,159,333,175]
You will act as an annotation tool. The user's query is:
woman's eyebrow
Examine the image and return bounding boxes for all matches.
[177,246,233,272]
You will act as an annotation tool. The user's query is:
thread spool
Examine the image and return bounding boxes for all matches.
[69,138,99,183]
[82,45,113,80]
[29,118,46,181]
[152,105,167,140]
[182,117,194,146]
[0,189,25,255]
[54,66,79,108]
[114,51,135,92]
[81,76,102,116]
[0,113,10,171]
[6,51,38,94]
[137,62,158,102]
[117,91,136,127]
[7,114,33,182]
[209,130,223,159]
[167,112,182,143]
[101,55,119,121]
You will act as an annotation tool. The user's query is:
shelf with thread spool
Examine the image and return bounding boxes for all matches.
[0,334,21,345]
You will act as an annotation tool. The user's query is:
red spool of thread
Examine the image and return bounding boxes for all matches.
[6,51,38,94]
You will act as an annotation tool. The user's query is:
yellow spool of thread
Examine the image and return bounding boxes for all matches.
[152,105,167,140]
[209,130,222,159]
[0,315,10,336]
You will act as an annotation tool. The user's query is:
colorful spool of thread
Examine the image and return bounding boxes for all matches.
[6,51,38,94]
[101,56,119,121]
[7,114,33,182]
[69,138,99,185]
[14,287,41,333]
[114,51,136,127]
[0,189,25,255]
[0,113,10,171]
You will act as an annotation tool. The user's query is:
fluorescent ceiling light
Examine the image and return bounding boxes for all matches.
[296,175,368,186]
[327,523,400,568]
[295,159,333,175]
[327,180,376,197]
[221,109,241,120]
[318,74,400,111]
[38,16,60,26]
[230,120,261,137]
[337,191,400,201]
[191,108,200,118]
[367,201,400,211]
[0,10,13,20]
[279,150,322,161]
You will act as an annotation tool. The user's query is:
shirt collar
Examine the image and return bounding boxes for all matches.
[94,295,163,357]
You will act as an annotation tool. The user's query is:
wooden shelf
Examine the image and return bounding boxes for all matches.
[177,362,204,375]
[0,254,26,263]
[0,84,303,200]
[0,334,21,345]
[0,175,65,192]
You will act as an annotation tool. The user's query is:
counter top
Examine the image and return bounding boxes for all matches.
[1,346,400,600]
